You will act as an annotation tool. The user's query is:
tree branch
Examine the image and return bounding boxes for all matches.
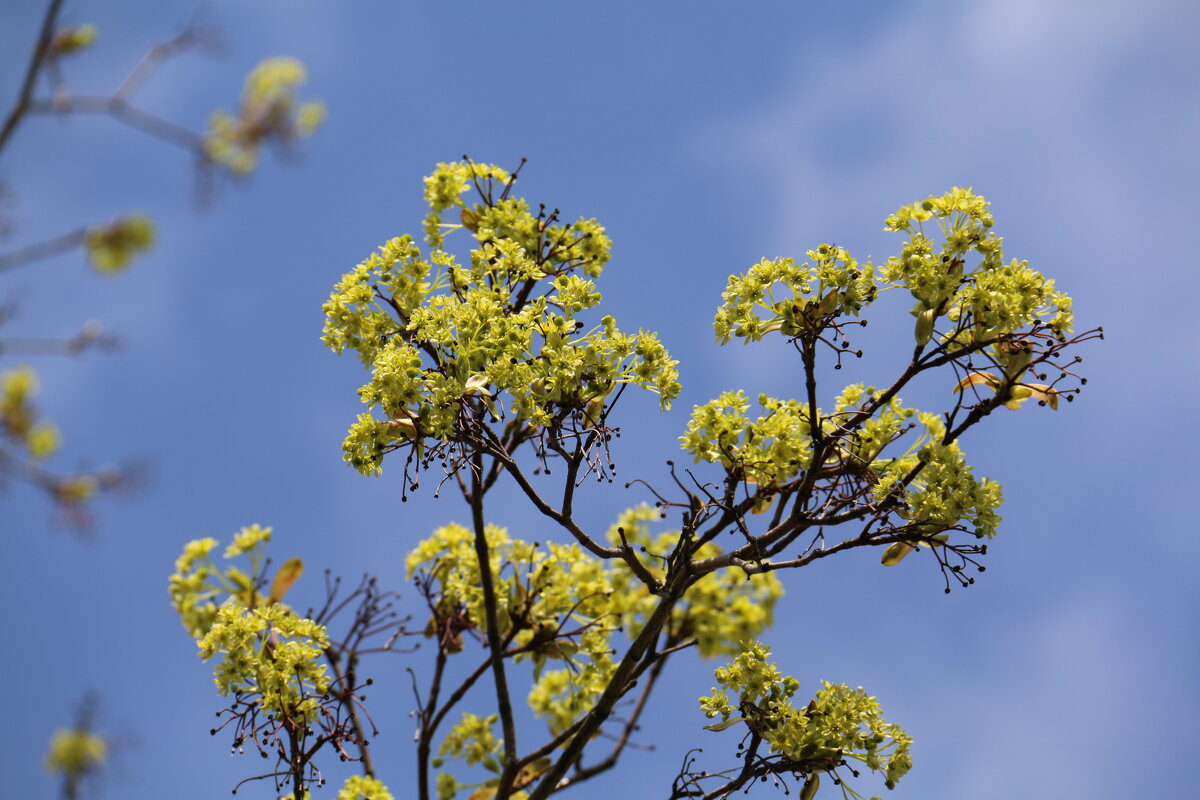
[0,227,86,272]
[700,733,764,800]
[323,649,375,776]
[470,454,520,799]
[527,581,686,800]
[416,647,448,800]
[0,0,65,155]
[556,642,678,789]
[30,96,206,151]
[476,427,662,592]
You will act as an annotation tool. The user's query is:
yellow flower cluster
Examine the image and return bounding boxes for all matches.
[2,367,61,461]
[205,57,325,175]
[880,187,1072,343]
[407,508,782,753]
[49,24,98,57]
[323,162,680,476]
[84,214,155,274]
[701,642,912,794]
[44,728,107,777]
[336,775,395,800]
[169,527,330,722]
[199,603,330,723]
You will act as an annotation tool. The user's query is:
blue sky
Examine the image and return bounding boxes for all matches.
[2,1,1197,798]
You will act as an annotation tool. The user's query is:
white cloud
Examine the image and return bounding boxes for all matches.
[681,4,1198,798]
[693,0,1191,258]
[687,0,1200,424]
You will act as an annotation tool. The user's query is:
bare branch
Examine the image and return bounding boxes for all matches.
[0,227,86,272]
[477,427,662,591]
[30,95,206,151]
[470,455,521,799]
[0,0,65,155]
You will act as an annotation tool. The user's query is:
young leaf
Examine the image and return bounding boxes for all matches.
[461,207,480,232]
[384,418,418,440]
[268,557,304,604]
[880,542,915,566]
[799,772,820,800]
[703,716,746,732]
[953,371,1000,393]
[515,757,552,786]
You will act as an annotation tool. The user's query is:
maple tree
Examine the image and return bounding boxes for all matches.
[171,160,1101,800]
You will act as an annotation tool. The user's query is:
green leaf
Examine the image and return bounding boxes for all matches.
[799,772,820,800]
[880,542,915,566]
[703,716,745,732]
[914,307,937,345]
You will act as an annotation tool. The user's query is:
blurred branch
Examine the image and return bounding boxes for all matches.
[0,320,116,356]
[0,447,136,532]
[114,23,213,99]
[0,0,65,154]
[3,11,217,163]
[0,227,85,272]
[29,24,216,153]
[31,94,206,150]
[59,692,99,800]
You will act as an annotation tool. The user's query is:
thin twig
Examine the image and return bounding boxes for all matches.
[527,584,685,800]
[30,96,206,151]
[0,227,85,272]
[0,0,65,154]
[558,645,677,789]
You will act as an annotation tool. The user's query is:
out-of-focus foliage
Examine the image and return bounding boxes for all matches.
[84,214,156,274]
[44,728,108,778]
[205,57,326,175]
